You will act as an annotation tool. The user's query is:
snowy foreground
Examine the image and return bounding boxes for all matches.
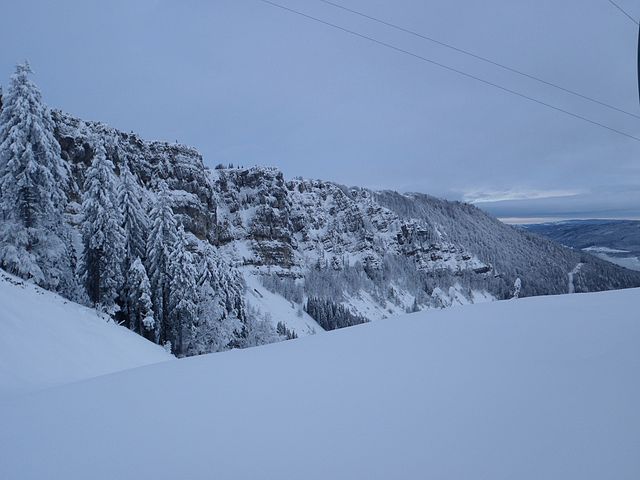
[0,272,172,396]
[1,287,639,479]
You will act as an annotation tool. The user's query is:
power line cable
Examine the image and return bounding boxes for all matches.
[258,0,640,143]
[604,1,640,105]
[607,0,639,25]
[316,0,640,120]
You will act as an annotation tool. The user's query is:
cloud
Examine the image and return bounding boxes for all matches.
[475,185,640,220]
[462,188,583,204]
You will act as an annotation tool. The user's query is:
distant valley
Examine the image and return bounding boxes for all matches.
[522,219,640,271]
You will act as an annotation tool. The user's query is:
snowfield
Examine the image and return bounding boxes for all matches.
[243,272,323,336]
[0,272,172,397]
[1,287,638,479]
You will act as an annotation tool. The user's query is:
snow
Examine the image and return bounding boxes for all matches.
[0,271,172,397]
[568,262,583,293]
[342,283,495,321]
[582,249,640,272]
[583,246,630,254]
[344,289,399,320]
[597,254,640,272]
[430,283,495,309]
[580,247,640,272]
[243,271,323,336]
[1,287,639,479]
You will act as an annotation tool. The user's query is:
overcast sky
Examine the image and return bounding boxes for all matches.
[1,0,639,221]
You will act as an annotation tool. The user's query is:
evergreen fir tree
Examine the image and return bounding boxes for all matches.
[146,181,177,344]
[185,246,242,355]
[241,307,280,348]
[80,142,125,314]
[168,225,197,355]
[153,156,174,188]
[127,257,155,339]
[119,158,148,262]
[118,158,149,326]
[0,61,74,291]
[512,277,522,299]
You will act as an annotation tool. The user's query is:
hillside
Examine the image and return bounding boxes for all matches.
[0,270,172,397]
[1,288,638,480]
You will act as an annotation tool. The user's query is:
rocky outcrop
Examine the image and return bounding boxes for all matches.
[212,167,488,278]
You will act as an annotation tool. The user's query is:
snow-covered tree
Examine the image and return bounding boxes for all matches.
[184,246,243,356]
[80,142,125,314]
[118,158,148,262]
[118,158,149,326]
[241,306,280,348]
[168,225,197,355]
[153,156,174,188]
[512,277,522,299]
[276,321,297,340]
[146,181,177,344]
[127,257,155,339]
[0,61,74,291]
[304,297,368,331]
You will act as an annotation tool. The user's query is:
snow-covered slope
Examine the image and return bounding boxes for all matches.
[0,271,172,396]
[1,288,638,480]
[243,272,323,336]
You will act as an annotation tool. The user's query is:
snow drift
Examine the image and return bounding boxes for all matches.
[0,271,172,396]
[1,288,638,479]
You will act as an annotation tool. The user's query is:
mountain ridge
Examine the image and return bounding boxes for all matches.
[50,109,640,324]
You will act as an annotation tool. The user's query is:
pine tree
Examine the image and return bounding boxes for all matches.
[119,158,148,262]
[146,181,177,344]
[118,158,149,326]
[168,225,197,356]
[242,307,280,348]
[0,61,74,291]
[185,246,242,355]
[512,277,522,299]
[80,142,125,314]
[127,257,155,339]
[153,156,174,188]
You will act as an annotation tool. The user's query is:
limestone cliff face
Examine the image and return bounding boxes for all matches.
[212,167,486,277]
